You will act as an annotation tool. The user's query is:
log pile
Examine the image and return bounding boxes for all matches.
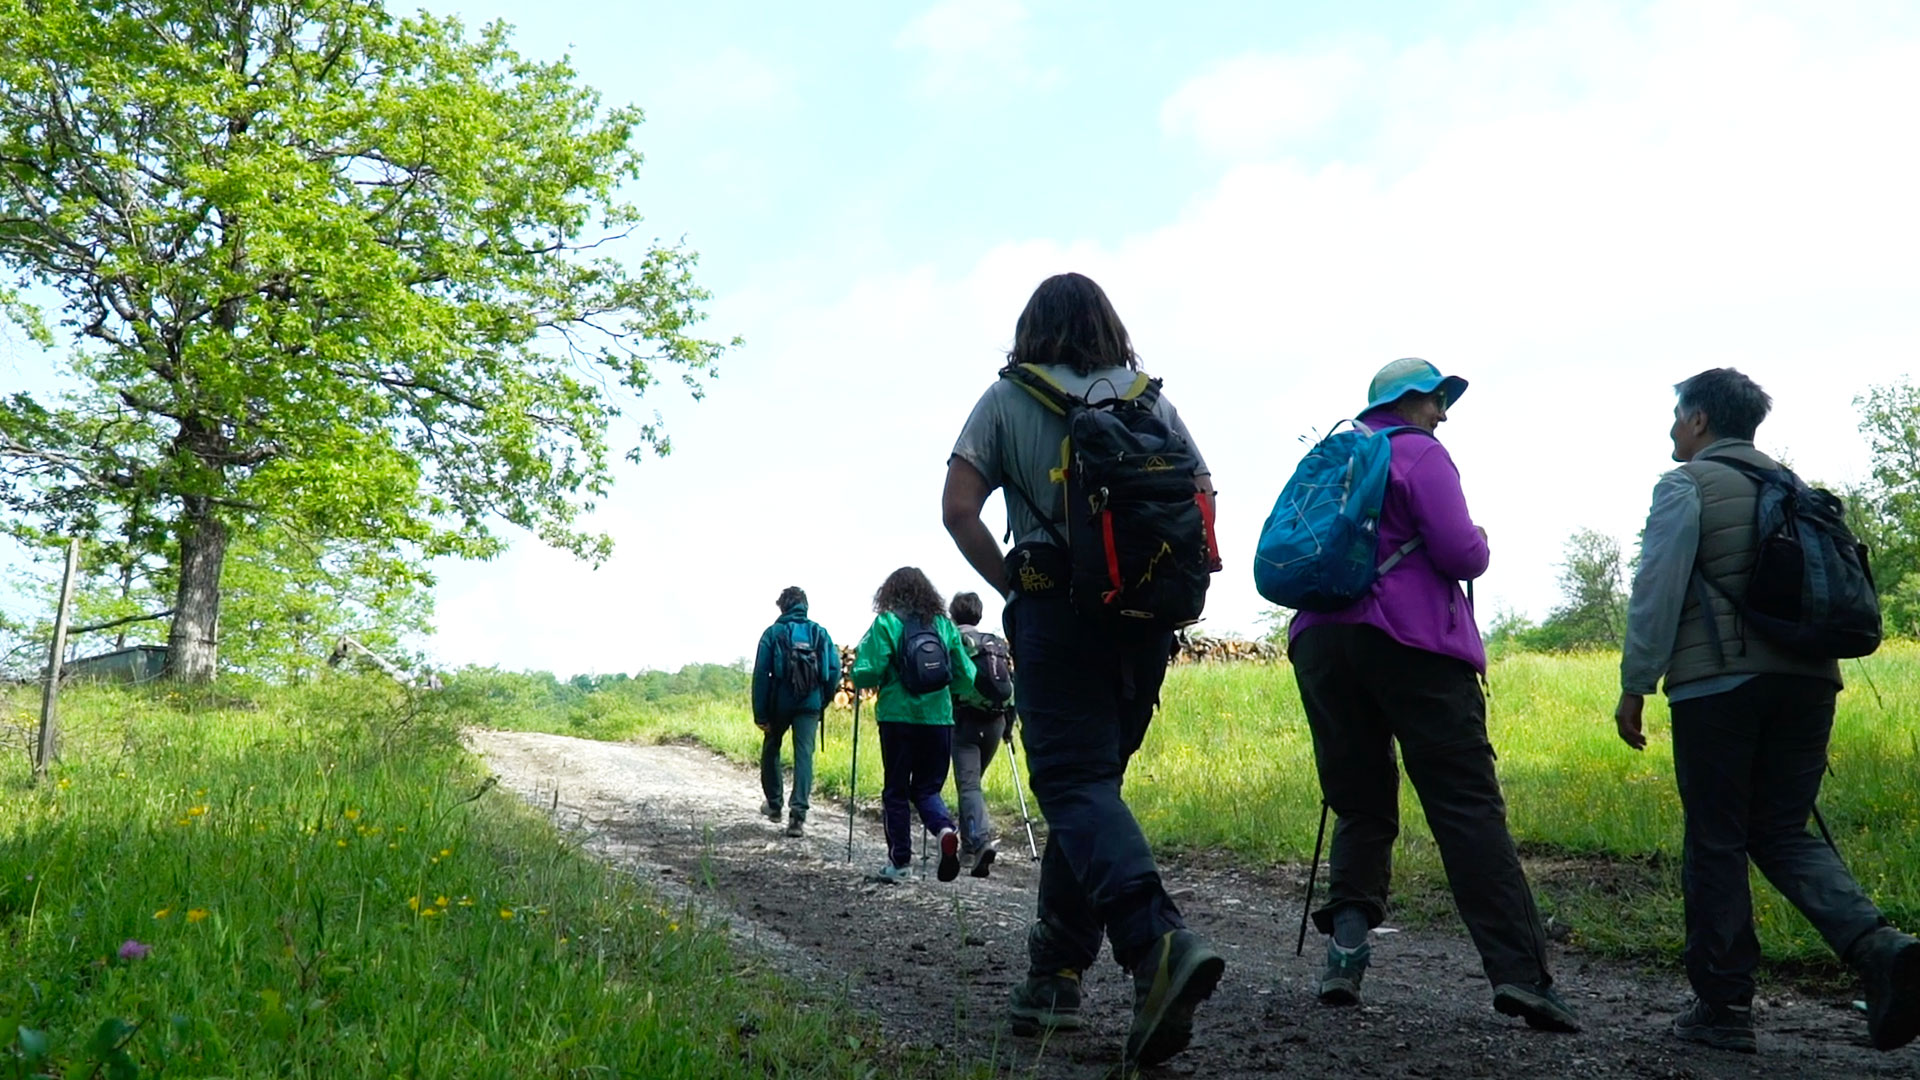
[1172,632,1280,664]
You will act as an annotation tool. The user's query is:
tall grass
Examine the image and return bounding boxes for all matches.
[0,680,926,1078]
[529,644,1920,966]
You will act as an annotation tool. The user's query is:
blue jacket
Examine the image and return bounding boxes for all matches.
[752,603,838,720]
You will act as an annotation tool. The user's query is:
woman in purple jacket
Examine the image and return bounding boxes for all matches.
[1289,358,1580,1033]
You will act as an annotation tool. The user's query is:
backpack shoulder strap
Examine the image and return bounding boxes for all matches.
[1000,363,1081,415]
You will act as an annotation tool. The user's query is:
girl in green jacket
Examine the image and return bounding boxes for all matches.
[851,566,978,883]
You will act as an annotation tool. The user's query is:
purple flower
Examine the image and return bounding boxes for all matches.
[117,939,151,961]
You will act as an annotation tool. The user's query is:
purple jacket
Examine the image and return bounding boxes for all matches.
[1289,409,1490,672]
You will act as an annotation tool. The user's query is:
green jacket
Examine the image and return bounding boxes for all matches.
[850,611,984,724]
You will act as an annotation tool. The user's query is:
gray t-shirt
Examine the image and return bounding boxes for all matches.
[949,364,1210,546]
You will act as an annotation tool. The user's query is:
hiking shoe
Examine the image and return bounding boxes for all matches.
[1671,997,1756,1053]
[1318,938,1370,1006]
[1126,929,1226,1068]
[1493,982,1583,1034]
[1008,970,1084,1035]
[784,815,805,838]
[1851,926,1920,1051]
[936,828,961,882]
[970,841,997,879]
[871,862,911,885]
[759,800,781,823]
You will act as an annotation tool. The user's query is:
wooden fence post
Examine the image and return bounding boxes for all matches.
[33,538,79,782]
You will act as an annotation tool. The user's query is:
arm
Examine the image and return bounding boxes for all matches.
[817,625,839,703]
[751,628,775,724]
[850,617,892,690]
[1400,441,1491,580]
[943,457,1012,597]
[1615,470,1702,749]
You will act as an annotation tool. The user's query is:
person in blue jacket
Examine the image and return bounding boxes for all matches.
[752,586,838,837]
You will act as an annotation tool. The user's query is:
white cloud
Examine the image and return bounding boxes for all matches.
[895,0,1049,95]
[1160,49,1370,156]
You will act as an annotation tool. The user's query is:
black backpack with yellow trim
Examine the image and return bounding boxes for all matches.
[1000,363,1218,629]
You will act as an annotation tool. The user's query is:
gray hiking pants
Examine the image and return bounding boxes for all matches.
[952,709,1007,852]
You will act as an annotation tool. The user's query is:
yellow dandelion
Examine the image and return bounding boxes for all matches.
[396,826,407,833]
[421,908,443,919]
[407,895,421,912]
[185,909,209,924]
[152,907,172,920]
[188,805,207,817]
[557,936,569,945]
[668,922,679,932]
[499,908,515,920]
[439,849,452,858]
[434,895,449,908]
[387,842,398,850]
[175,818,192,827]
[56,777,71,790]
[335,839,347,848]
[343,809,361,821]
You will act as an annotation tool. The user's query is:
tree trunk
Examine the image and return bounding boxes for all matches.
[168,497,229,682]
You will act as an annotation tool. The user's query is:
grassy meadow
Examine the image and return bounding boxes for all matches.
[0,679,935,1079]
[495,643,1920,970]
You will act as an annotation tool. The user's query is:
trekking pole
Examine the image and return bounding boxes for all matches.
[846,691,861,863]
[1811,803,1843,859]
[1003,728,1041,860]
[1297,801,1330,957]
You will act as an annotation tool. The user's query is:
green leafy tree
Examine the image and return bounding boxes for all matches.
[1853,381,1920,636]
[0,0,731,681]
[1529,528,1626,651]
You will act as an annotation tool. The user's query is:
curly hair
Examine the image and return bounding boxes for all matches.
[1007,272,1139,376]
[775,585,806,613]
[873,567,945,622]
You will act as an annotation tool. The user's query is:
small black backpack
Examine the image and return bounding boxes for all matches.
[963,628,1014,705]
[895,616,953,696]
[1000,364,1218,629]
[779,623,824,704]
[1700,456,1881,659]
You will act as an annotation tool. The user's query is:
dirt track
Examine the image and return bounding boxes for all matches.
[467,729,1914,1079]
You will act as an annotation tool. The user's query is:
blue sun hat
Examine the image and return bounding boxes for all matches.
[1363,357,1468,414]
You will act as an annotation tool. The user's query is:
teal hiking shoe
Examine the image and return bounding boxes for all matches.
[871,862,911,885]
[1850,926,1920,1051]
[1671,997,1756,1053]
[1008,970,1084,1035]
[1126,929,1226,1068]
[1493,982,1583,1033]
[1318,939,1370,1006]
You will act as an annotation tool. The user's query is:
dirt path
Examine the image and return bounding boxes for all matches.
[467,730,1912,1079]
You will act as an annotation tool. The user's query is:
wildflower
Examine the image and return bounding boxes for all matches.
[439,849,452,859]
[387,842,398,850]
[669,922,679,932]
[153,907,172,920]
[407,895,422,912]
[343,809,361,821]
[434,895,449,908]
[194,788,206,797]
[335,839,347,848]
[175,818,192,827]
[421,908,443,919]
[499,908,514,920]
[188,805,207,817]
[185,909,209,924]
[457,896,474,907]
[117,940,151,961]
[57,777,71,790]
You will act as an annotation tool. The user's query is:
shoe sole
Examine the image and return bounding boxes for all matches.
[1872,936,1920,1051]
[970,848,996,879]
[1318,979,1360,1007]
[1127,942,1226,1068]
[1493,986,1582,1034]
[1673,1022,1757,1054]
[1008,1009,1084,1036]
[937,831,961,882]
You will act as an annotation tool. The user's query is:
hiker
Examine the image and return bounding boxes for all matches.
[850,566,978,885]
[1286,358,1580,1032]
[942,271,1226,1070]
[1615,367,1918,1054]
[751,586,839,838]
[948,590,1016,878]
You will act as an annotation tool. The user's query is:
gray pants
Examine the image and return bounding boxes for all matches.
[952,709,1007,852]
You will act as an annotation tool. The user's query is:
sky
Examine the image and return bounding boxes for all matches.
[8,1,1920,676]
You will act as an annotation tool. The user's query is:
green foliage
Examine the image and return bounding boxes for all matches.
[1852,380,1920,635]
[0,679,903,1078]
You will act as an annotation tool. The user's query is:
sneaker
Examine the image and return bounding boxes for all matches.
[785,815,805,838]
[1126,929,1226,1068]
[1008,970,1084,1035]
[970,841,997,879]
[1851,926,1920,1051]
[936,827,961,882]
[759,800,781,823]
[1318,938,1370,1006]
[1671,997,1756,1053]
[871,862,911,885]
[1494,982,1583,1034]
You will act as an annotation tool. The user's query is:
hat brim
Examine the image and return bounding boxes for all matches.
[1365,373,1469,414]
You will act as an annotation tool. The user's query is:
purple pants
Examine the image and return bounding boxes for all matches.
[878,721,955,868]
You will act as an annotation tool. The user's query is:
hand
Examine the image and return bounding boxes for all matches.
[1614,693,1646,751]
[1475,526,1489,544]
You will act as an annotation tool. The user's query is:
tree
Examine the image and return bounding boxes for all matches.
[0,0,731,681]
[1531,528,1626,651]
[1853,381,1920,635]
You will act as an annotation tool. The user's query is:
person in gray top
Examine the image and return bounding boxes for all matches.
[1616,368,1918,1055]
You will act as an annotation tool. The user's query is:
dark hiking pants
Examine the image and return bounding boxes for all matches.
[1670,674,1886,1006]
[1291,623,1553,989]
[878,721,955,869]
[952,709,1007,853]
[759,711,818,820]
[1006,592,1183,975]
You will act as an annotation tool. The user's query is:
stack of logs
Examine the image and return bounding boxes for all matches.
[826,632,1276,708]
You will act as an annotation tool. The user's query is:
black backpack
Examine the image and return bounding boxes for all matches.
[1001,364,1218,629]
[778,623,825,705]
[962,628,1014,705]
[895,616,953,696]
[1699,456,1881,659]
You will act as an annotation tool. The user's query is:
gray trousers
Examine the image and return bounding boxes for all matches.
[952,709,1007,852]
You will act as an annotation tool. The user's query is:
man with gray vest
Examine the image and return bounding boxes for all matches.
[1616,368,1918,1054]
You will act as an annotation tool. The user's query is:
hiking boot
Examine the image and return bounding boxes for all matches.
[759,800,782,823]
[784,815,805,838]
[1126,929,1226,1068]
[871,862,911,885]
[1493,982,1583,1033]
[936,827,961,882]
[1008,970,1084,1035]
[1318,938,1370,1006]
[1850,926,1920,1051]
[1671,997,1756,1053]
[970,841,997,879]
